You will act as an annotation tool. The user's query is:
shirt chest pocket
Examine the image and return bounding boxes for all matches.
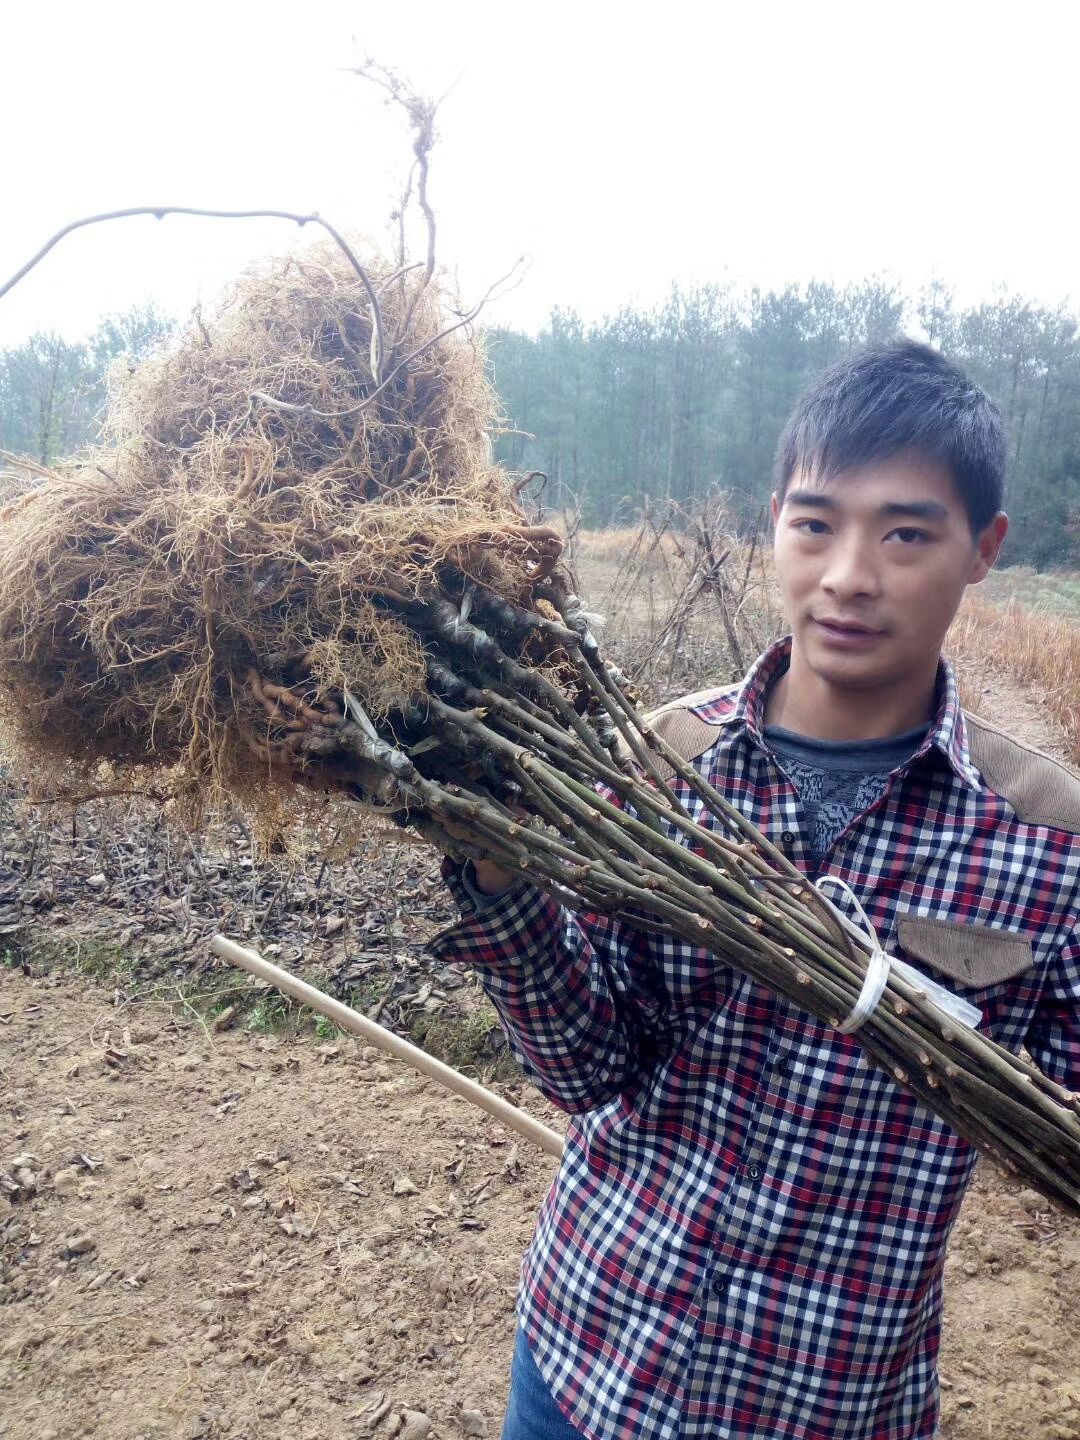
[895,914,1036,992]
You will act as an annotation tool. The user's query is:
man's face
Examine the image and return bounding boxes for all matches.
[771,454,1008,693]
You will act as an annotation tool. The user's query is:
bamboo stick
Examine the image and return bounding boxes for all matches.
[208,934,566,1159]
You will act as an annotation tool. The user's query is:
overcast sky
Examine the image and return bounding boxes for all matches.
[3,0,1079,347]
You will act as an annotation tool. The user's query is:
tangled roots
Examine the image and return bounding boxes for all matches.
[0,241,563,818]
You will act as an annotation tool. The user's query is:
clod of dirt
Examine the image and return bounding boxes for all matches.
[359,1394,393,1433]
[1,1162,38,1200]
[61,1233,96,1258]
[277,1219,316,1239]
[397,1411,431,1440]
[426,1266,454,1307]
[392,1172,420,1196]
[1018,1188,1049,1215]
[51,1166,80,1196]
[354,1356,380,1383]
[173,1050,206,1072]
[458,1410,489,1437]
[122,1262,150,1289]
[212,1006,238,1032]
[216,1280,259,1299]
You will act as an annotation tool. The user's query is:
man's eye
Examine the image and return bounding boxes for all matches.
[890,528,931,544]
[793,518,830,535]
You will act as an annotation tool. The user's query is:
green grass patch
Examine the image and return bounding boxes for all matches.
[1,940,26,969]
[983,565,1080,620]
[12,924,521,1082]
[407,1000,521,1084]
[21,931,137,983]
[314,1012,343,1041]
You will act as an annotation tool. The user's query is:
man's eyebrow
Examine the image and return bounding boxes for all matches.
[783,490,950,522]
[879,500,950,522]
[783,490,836,510]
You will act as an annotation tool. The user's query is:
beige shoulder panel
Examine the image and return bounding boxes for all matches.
[641,684,737,778]
[964,712,1080,834]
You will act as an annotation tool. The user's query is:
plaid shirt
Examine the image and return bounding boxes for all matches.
[432,637,1080,1440]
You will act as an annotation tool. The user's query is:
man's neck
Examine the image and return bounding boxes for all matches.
[762,645,939,743]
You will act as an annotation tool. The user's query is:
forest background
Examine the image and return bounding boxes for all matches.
[4,275,1079,569]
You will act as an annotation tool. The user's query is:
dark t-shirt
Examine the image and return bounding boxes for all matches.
[762,721,931,867]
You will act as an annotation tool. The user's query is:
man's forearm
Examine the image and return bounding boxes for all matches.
[433,861,665,1115]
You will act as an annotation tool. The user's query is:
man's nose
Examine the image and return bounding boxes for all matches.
[820,537,881,600]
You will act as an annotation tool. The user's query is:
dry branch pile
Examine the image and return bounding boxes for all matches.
[1,240,1078,1214]
[598,494,779,693]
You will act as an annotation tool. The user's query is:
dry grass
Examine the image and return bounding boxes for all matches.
[0,462,42,508]
[981,564,1080,621]
[573,525,681,564]
[572,511,783,706]
[948,594,1080,762]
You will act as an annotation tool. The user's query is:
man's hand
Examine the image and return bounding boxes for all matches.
[437,813,522,897]
[471,856,517,896]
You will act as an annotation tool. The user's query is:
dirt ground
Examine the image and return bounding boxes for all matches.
[0,967,563,1440]
[2,961,1078,1440]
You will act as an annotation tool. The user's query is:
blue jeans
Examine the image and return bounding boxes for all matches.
[501,1323,585,1439]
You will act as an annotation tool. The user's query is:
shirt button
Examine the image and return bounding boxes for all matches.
[774,1055,790,1074]
[746,1164,762,1181]
[781,830,796,845]
[711,1274,728,1297]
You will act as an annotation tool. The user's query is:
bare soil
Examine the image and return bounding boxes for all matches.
[1,968,563,1440]
[3,958,1078,1440]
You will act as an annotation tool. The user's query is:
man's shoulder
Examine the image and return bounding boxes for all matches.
[643,682,740,770]
[964,710,1080,835]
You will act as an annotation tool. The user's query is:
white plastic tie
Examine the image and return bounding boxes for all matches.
[813,875,891,1033]
[812,875,982,1033]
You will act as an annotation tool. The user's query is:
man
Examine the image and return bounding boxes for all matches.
[432,341,1080,1439]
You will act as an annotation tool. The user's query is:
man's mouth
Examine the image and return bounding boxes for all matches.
[811,617,886,642]
[814,618,882,635]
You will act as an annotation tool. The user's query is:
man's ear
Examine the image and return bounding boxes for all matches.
[967,512,1009,586]
[770,492,781,527]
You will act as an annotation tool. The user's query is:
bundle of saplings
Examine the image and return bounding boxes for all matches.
[1,242,1077,1213]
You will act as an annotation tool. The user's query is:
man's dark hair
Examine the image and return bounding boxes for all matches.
[773,339,1006,534]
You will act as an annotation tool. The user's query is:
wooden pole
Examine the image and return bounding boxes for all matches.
[209,934,565,1159]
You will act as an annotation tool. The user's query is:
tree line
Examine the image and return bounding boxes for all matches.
[0,304,174,467]
[488,280,1080,568]
[3,281,1080,567]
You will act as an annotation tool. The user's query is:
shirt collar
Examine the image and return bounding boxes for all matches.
[712,634,981,791]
